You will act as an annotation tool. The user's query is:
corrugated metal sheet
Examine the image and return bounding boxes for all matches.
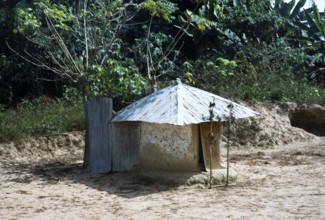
[112,79,258,125]
[111,122,140,171]
[85,97,112,173]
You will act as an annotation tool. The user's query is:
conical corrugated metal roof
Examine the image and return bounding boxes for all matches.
[112,79,258,125]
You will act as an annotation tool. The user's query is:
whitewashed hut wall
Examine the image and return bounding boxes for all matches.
[139,122,200,171]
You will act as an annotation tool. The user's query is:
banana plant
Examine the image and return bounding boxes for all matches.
[304,4,325,43]
[261,0,307,40]
[292,3,325,86]
[295,3,325,63]
[182,1,241,55]
[273,0,306,19]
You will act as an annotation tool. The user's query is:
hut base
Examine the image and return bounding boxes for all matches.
[138,166,237,187]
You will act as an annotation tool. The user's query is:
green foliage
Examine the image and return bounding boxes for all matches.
[14,7,40,33]
[15,0,73,33]
[182,0,242,55]
[295,3,325,45]
[134,31,179,77]
[274,0,306,19]
[142,0,178,22]
[35,0,73,30]
[0,3,51,106]
[216,57,237,76]
[11,0,151,103]
[0,96,85,143]
[82,59,146,100]
[303,4,325,42]
[262,0,307,41]
[223,0,287,43]
[1,0,325,118]
[193,63,325,103]
[203,57,237,76]
[289,3,325,85]
[185,9,217,31]
[0,54,14,103]
[180,61,195,84]
[61,86,82,107]
[236,39,318,76]
[190,39,325,103]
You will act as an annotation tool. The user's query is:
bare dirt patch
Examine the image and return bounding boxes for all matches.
[0,103,324,219]
[1,139,324,219]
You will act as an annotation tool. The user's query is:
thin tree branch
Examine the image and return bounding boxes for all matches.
[84,0,89,70]
[146,17,153,81]
[46,17,81,74]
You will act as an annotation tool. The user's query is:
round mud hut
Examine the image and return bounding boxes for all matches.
[110,79,258,173]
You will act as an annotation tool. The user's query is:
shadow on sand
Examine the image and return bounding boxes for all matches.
[2,160,190,198]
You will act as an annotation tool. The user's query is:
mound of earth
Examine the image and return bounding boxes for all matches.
[225,102,321,148]
[0,132,84,163]
[289,104,325,136]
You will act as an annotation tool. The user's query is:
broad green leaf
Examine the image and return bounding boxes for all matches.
[290,0,306,19]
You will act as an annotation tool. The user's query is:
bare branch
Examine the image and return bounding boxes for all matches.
[84,0,89,70]
[45,17,81,75]
[6,41,47,69]
[146,17,153,81]
[6,38,78,83]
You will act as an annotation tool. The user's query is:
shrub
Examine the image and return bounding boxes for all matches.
[188,40,325,104]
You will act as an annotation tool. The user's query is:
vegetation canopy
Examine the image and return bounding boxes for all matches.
[0,0,325,140]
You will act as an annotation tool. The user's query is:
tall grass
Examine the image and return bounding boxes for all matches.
[0,96,85,143]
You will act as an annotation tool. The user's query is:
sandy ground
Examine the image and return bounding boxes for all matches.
[1,138,324,220]
[1,103,324,220]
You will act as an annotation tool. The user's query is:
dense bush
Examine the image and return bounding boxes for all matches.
[190,39,325,104]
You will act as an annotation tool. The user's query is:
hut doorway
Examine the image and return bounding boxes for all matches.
[199,122,222,171]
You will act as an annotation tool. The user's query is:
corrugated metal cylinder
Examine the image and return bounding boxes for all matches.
[85,97,112,173]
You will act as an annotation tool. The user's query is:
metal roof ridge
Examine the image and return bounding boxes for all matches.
[112,78,259,124]
[176,80,184,125]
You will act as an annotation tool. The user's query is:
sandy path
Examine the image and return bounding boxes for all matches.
[1,139,324,220]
